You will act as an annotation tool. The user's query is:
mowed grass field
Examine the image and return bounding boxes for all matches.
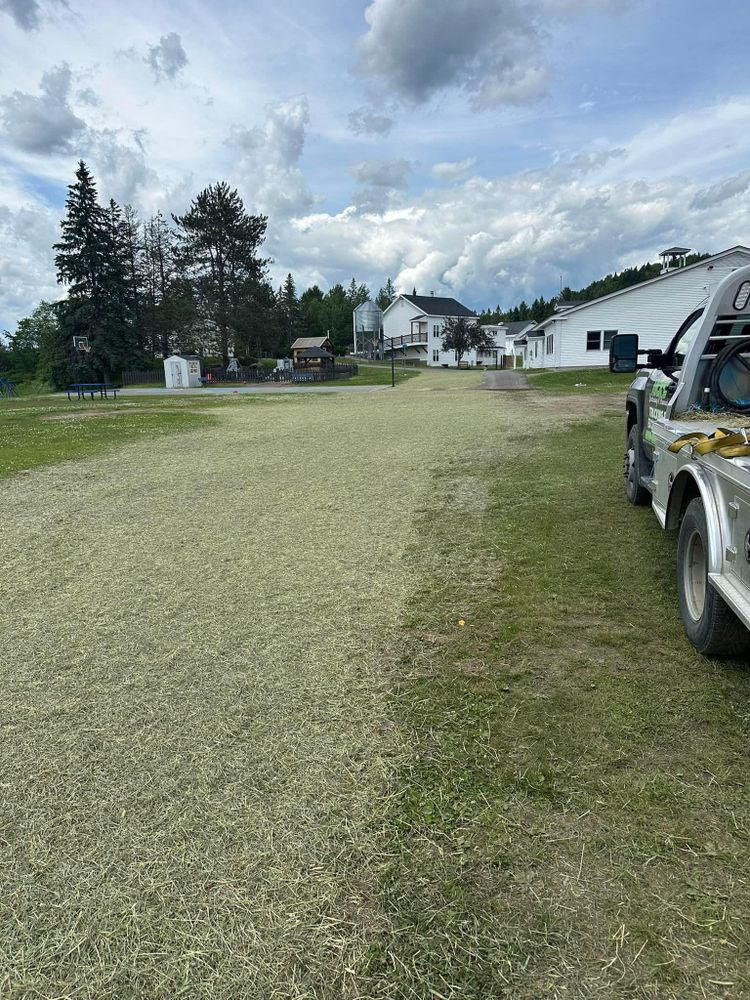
[2,371,750,998]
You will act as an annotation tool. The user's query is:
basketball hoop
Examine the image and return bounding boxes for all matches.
[72,336,91,353]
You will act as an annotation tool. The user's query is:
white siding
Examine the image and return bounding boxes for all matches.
[554,252,750,368]
[382,296,423,340]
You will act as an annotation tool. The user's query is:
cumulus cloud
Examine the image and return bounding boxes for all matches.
[144,32,188,81]
[691,169,750,211]
[280,146,750,308]
[432,158,476,180]
[347,106,394,136]
[0,63,85,154]
[351,157,412,213]
[356,0,623,108]
[228,96,313,218]
[356,0,549,108]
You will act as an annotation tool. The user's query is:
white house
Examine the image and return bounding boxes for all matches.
[520,246,750,370]
[504,321,537,368]
[382,293,506,367]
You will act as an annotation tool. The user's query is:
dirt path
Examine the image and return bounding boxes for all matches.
[0,372,590,998]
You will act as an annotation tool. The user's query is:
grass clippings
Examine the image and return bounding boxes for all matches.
[3,369,750,999]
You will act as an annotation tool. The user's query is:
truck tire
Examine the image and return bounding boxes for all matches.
[677,497,750,656]
[625,424,650,506]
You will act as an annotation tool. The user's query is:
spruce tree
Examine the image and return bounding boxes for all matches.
[52,162,123,384]
[173,182,268,363]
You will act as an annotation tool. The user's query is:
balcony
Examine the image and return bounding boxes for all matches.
[385,331,429,350]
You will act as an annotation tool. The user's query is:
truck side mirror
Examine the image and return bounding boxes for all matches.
[609,333,639,373]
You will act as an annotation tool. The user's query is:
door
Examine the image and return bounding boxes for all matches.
[172,362,183,387]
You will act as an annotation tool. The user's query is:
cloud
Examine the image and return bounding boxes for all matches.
[353,158,411,188]
[356,0,549,108]
[690,169,750,211]
[0,0,41,31]
[279,142,750,308]
[350,157,412,213]
[89,129,159,205]
[355,0,623,109]
[144,32,188,81]
[228,96,313,218]
[432,158,476,180]
[347,106,394,136]
[0,63,85,154]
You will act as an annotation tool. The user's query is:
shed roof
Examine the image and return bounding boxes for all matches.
[297,347,334,359]
[291,336,331,349]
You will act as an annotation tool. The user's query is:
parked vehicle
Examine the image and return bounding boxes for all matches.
[611,265,750,655]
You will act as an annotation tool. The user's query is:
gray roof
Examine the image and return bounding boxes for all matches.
[402,294,477,318]
[297,347,333,359]
[506,320,534,336]
[291,336,331,349]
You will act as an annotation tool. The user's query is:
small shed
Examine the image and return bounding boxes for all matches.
[164,354,202,388]
[295,347,334,370]
[291,336,334,369]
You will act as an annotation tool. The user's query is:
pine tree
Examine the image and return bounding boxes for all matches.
[52,161,139,385]
[278,273,299,349]
[376,278,396,310]
[173,182,268,363]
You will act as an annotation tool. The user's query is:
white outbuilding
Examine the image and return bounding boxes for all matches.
[163,354,202,388]
[522,245,750,369]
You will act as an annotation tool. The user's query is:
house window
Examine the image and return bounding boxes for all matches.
[433,324,441,337]
[603,330,617,349]
[586,331,602,351]
[546,334,554,355]
[432,349,439,362]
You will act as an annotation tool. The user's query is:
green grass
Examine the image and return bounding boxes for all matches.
[367,406,750,998]
[527,367,635,393]
[0,394,261,479]
[3,381,750,997]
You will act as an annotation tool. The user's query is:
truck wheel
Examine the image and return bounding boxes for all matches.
[677,497,750,656]
[625,425,650,506]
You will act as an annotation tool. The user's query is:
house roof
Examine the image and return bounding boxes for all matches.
[660,246,692,255]
[297,347,334,359]
[506,320,535,337]
[532,246,750,331]
[291,336,331,349]
[400,294,477,318]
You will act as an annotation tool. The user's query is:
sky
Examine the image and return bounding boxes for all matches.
[1,0,750,331]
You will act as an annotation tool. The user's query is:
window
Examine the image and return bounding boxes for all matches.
[433,324,441,337]
[546,334,554,356]
[432,349,439,362]
[587,330,618,351]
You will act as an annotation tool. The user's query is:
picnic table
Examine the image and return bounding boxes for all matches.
[67,383,120,401]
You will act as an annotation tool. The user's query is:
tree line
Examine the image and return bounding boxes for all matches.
[1,161,398,388]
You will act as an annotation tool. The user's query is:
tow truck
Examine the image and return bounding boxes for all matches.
[610,265,750,656]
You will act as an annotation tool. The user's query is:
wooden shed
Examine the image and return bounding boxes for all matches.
[291,336,334,369]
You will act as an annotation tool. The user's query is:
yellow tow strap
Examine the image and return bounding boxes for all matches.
[667,427,750,459]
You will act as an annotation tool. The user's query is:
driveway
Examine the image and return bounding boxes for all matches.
[480,369,530,390]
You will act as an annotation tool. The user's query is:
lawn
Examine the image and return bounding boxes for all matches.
[527,366,635,393]
[2,372,749,998]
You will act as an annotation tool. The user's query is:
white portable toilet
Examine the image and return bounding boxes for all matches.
[164,354,202,388]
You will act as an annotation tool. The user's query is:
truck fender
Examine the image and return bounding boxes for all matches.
[665,466,723,574]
